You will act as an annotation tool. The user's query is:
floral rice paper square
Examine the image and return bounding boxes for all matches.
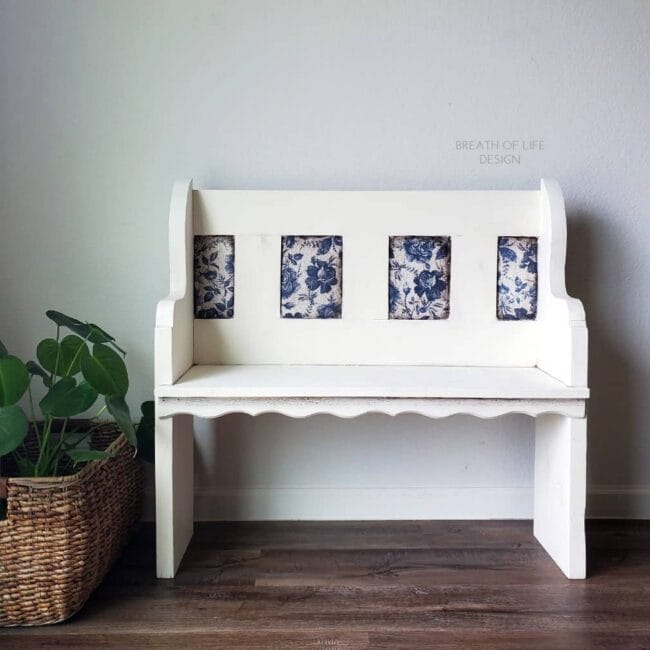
[281,236,343,319]
[194,235,235,319]
[496,236,538,320]
[388,236,451,320]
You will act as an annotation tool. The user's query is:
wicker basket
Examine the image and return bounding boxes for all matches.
[0,425,144,626]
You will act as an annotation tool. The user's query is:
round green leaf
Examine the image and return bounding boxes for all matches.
[36,338,58,374]
[39,378,98,417]
[105,395,136,446]
[0,355,30,407]
[0,404,29,456]
[81,343,128,396]
[0,339,8,358]
[37,336,89,377]
[60,335,89,375]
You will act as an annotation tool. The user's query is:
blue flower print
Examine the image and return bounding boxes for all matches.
[281,265,299,299]
[316,301,342,319]
[389,282,400,312]
[414,269,445,301]
[305,258,338,294]
[403,237,435,263]
[194,235,235,319]
[280,236,343,319]
[388,236,450,320]
[497,236,538,320]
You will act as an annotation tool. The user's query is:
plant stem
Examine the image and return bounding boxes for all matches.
[48,418,68,477]
[26,383,41,446]
[34,416,53,477]
[64,331,92,376]
[50,325,61,386]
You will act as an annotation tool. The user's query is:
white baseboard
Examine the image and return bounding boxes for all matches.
[587,485,650,519]
[142,484,650,521]
[143,485,533,521]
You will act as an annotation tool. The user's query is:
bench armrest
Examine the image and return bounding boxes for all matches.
[536,179,588,387]
[155,180,194,386]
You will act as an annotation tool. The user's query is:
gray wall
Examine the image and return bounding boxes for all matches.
[1,0,648,518]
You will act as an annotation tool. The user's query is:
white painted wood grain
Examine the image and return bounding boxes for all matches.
[534,415,587,579]
[156,365,589,400]
[155,413,194,578]
[536,179,588,386]
[156,396,585,420]
[191,188,542,366]
[155,180,194,385]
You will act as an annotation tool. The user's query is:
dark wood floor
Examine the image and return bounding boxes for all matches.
[1,520,650,649]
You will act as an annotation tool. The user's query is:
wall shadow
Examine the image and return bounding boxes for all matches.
[566,210,639,516]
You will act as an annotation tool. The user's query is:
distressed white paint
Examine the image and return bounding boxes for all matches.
[155,179,588,578]
[536,180,589,386]
[155,413,194,578]
[155,180,195,386]
[534,415,587,579]
[157,396,585,420]
[157,365,588,400]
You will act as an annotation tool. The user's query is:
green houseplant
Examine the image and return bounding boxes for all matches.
[0,309,153,627]
[0,309,153,478]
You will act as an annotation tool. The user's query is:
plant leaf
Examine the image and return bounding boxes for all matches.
[105,395,136,446]
[39,378,98,417]
[0,404,29,456]
[36,338,59,374]
[45,309,126,356]
[46,311,125,356]
[135,400,155,463]
[0,355,30,407]
[26,361,52,388]
[66,449,113,464]
[59,335,89,375]
[46,310,115,343]
[46,310,86,330]
[81,343,128,396]
[37,335,89,377]
[0,339,7,358]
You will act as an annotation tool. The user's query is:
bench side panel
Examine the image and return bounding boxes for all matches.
[155,180,194,385]
[536,179,588,386]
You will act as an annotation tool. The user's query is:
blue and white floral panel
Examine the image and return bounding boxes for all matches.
[388,236,451,320]
[497,236,538,320]
[281,236,343,319]
[194,235,235,319]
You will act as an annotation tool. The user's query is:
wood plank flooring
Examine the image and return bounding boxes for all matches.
[1,520,649,649]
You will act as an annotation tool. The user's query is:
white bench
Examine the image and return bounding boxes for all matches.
[154,179,589,579]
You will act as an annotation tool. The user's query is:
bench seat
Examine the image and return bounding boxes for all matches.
[156,364,589,400]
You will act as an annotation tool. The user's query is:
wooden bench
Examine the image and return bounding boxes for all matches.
[154,179,589,579]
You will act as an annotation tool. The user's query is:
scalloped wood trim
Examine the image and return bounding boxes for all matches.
[156,396,585,420]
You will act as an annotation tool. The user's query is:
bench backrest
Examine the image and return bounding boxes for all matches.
[179,181,574,368]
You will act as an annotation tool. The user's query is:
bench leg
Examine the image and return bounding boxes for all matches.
[155,413,194,578]
[534,414,587,579]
